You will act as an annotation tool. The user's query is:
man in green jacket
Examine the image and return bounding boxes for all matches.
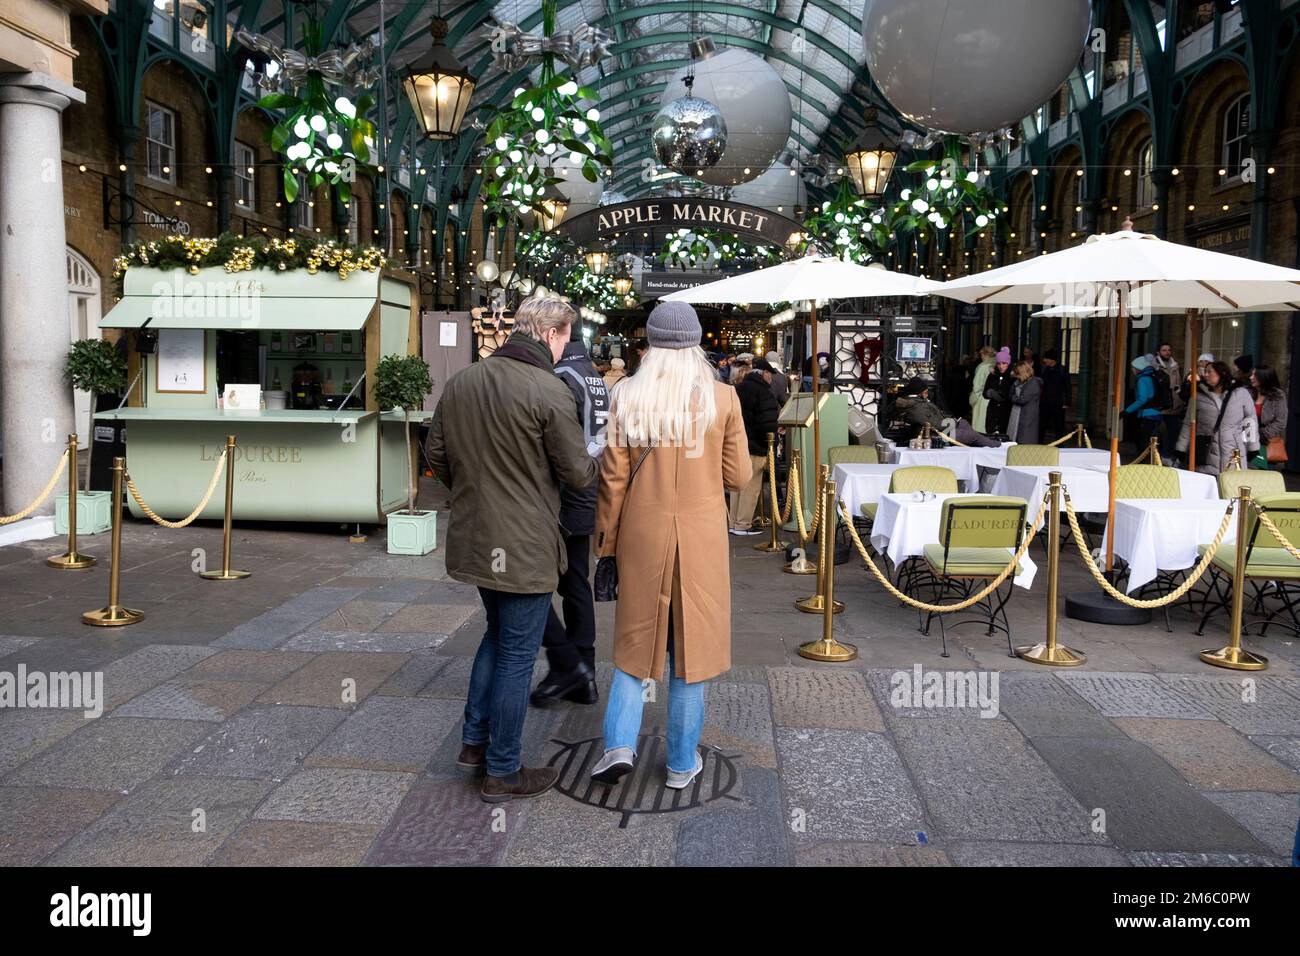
[427,296,599,803]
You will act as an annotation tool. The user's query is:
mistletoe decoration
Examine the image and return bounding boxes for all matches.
[887,137,1006,244]
[801,178,892,264]
[481,0,614,228]
[561,263,622,311]
[238,16,378,205]
[656,229,780,270]
[516,229,572,264]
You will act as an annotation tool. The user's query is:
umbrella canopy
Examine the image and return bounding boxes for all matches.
[659,254,940,303]
[938,227,1300,311]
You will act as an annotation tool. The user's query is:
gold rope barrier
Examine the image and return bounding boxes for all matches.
[784,462,819,574]
[756,434,788,553]
[921,422,969,448]
[837,494,1047,613]
[125,449,227,529]
[1061,491,1233,608]
[0,449,70,525]
[1047,424,1092,448]
[778,448,800,525]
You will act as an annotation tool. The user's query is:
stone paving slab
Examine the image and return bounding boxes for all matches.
[1125,851,1285,867]
[504,790,680,866]
[0,786,120,866]
[0,636,40,657]
[212,587,365,649]
[46,776,274,866]
[99,645,219,711]
[793,842,952,866]
[282,630,450,654]
[701,682,777,768]
[775,728,927,844]
[378,603,478,634]
[1248,735,1300,774]
[945,841,1130,867]
[182,649,315,684]
[1030,736,1270,854]
[5,717,211,792]
[375,652,451,697]
[347,552,448,580]
[426,706,563,781]
[996,672,1126,739]
[305,697,462,772]
[863,667,1007,720]
[415,655,476,700]
[768,667,884,731]
[112,679,268,722]
[211,820,380,866]
[365,777,526,866]
[0,709,93,775]
[1052,672,1217,719]
[890,718,1102,845]
[0,636,133,673]
[1202,791,1300,858]
[307,599,405,633]
[675,767,790,866]
[253,768,415,827]
[168,705,346,780]
[1155,673,1300,735]
[256,651,409,709]
[1111,717,1300,792]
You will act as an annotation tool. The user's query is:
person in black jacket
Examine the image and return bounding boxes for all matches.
[982,347,1014,436]
[729,357,781,534]
[531,330,608,707]
[1038,348,1070,442]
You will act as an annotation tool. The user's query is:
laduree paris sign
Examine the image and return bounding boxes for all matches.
[554,198,803,250]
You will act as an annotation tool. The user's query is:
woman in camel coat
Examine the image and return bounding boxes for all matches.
[591,301,750,789]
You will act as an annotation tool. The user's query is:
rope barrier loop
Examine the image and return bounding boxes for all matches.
[125,449,228,529]
[1061,491,1234,608]
[0,450,71,525]
[837,493,1047,613]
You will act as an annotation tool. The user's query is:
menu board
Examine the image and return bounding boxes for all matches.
[156,329,207,393]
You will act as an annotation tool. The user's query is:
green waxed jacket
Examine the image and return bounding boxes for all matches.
[426,331,599,594]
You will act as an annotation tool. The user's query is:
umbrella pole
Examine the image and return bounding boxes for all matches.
[811,302,821,486]
[1104,290,1129,573]
[1188,309,1200,470]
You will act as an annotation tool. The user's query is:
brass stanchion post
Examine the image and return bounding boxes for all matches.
[755,433,787,553]
[200,435,251,581]
[1200,486,1268,670]
[47,434,96,570]
[1229,448,1242,470]
[1076,423,1084,448]
[796,466,844,614]
[798,478,856,661]
[82,457,143,627]
[1017,472,1086,666]
[783,457,819,574]
[1146,436,1160,467]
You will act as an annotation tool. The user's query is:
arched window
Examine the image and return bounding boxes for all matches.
[1136,140,1155,207]
[1220,93,1250,181]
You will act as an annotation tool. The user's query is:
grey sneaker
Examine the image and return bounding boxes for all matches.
[590,746,635,784]
[665,751,704,790]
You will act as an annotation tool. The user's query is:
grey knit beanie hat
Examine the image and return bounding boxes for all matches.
[646,300,702,349]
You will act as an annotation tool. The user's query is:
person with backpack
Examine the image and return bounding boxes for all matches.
[1124,354,1166,452]
[1153,342,1183,463]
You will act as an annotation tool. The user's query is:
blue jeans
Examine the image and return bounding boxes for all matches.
[464,588,552,777]
[602,632,706,773]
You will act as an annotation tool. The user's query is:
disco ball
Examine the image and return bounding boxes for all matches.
[658,48,792,186]
[862,0,1092,135]
[651,95,728,174]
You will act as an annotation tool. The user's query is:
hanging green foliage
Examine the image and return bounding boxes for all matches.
[561,263,622,310]
[800,178,894,263]
[886,137,1007,245]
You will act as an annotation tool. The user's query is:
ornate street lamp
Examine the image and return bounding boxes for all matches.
[403,16,476,141]
[611,260,633,296]
[536,197,568,231]
[844,107,898,200]
[584,248,611,275]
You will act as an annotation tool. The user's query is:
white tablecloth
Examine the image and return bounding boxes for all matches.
[869,492,1038,589]
[1100,499,1234,593]
[881,445,1017,492]
[833,463,905,517]
[1056,448,1114,471]
[990,466,1112,523]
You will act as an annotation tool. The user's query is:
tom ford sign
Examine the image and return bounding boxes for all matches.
[555,199,802,249]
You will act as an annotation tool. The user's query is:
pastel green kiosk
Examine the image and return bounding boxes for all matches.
[776,391,848,531]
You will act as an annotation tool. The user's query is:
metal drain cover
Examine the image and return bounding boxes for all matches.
[548,731,742,828]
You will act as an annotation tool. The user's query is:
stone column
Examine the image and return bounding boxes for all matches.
[0,73,85,515]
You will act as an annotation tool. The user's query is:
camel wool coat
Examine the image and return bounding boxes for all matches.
[594,380,750,683]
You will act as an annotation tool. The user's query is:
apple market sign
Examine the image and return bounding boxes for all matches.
[554,199,803,250]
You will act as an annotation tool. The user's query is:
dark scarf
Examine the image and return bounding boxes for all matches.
[491,331,553,372]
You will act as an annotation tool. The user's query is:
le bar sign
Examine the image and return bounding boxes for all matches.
[556,198,801,249]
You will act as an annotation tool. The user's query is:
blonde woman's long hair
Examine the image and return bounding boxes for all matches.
[610,345,718,447]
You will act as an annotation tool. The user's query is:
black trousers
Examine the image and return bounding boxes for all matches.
[1040,403,1066,443]
[542,533,596,673]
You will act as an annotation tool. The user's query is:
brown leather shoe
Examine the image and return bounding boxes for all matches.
[480,766,560,803]
[456,743,486,772]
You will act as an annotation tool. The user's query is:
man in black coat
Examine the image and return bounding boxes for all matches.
[531,329,608,707]
[1038,348,1070,442]
[729,358,782,533]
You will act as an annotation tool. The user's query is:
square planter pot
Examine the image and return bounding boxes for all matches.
[387,509,437,555]
[54,491,112,536]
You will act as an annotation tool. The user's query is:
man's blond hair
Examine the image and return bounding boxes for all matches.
[513,296,576,339]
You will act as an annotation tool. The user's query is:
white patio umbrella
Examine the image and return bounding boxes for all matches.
[938,223,1300,578]
[661,254,940,475]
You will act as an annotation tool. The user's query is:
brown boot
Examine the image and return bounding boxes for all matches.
[480,766,559,803]
[456,742,486,772]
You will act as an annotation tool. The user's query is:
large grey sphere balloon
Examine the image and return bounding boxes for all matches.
[651,95,728,174]
[658,48,792,186]
[862,0,1092,134]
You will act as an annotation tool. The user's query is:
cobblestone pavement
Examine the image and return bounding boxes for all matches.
[1,480,1297,866]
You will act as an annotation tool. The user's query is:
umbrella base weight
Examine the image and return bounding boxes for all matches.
[1064,591,1150,626]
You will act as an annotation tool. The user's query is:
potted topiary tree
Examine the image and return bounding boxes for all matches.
[373,353,437,554]
[58,339,127,534]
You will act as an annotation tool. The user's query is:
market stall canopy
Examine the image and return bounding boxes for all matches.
[659,254,940,304]
[100,267,381,331]
[936,227,1300,310]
